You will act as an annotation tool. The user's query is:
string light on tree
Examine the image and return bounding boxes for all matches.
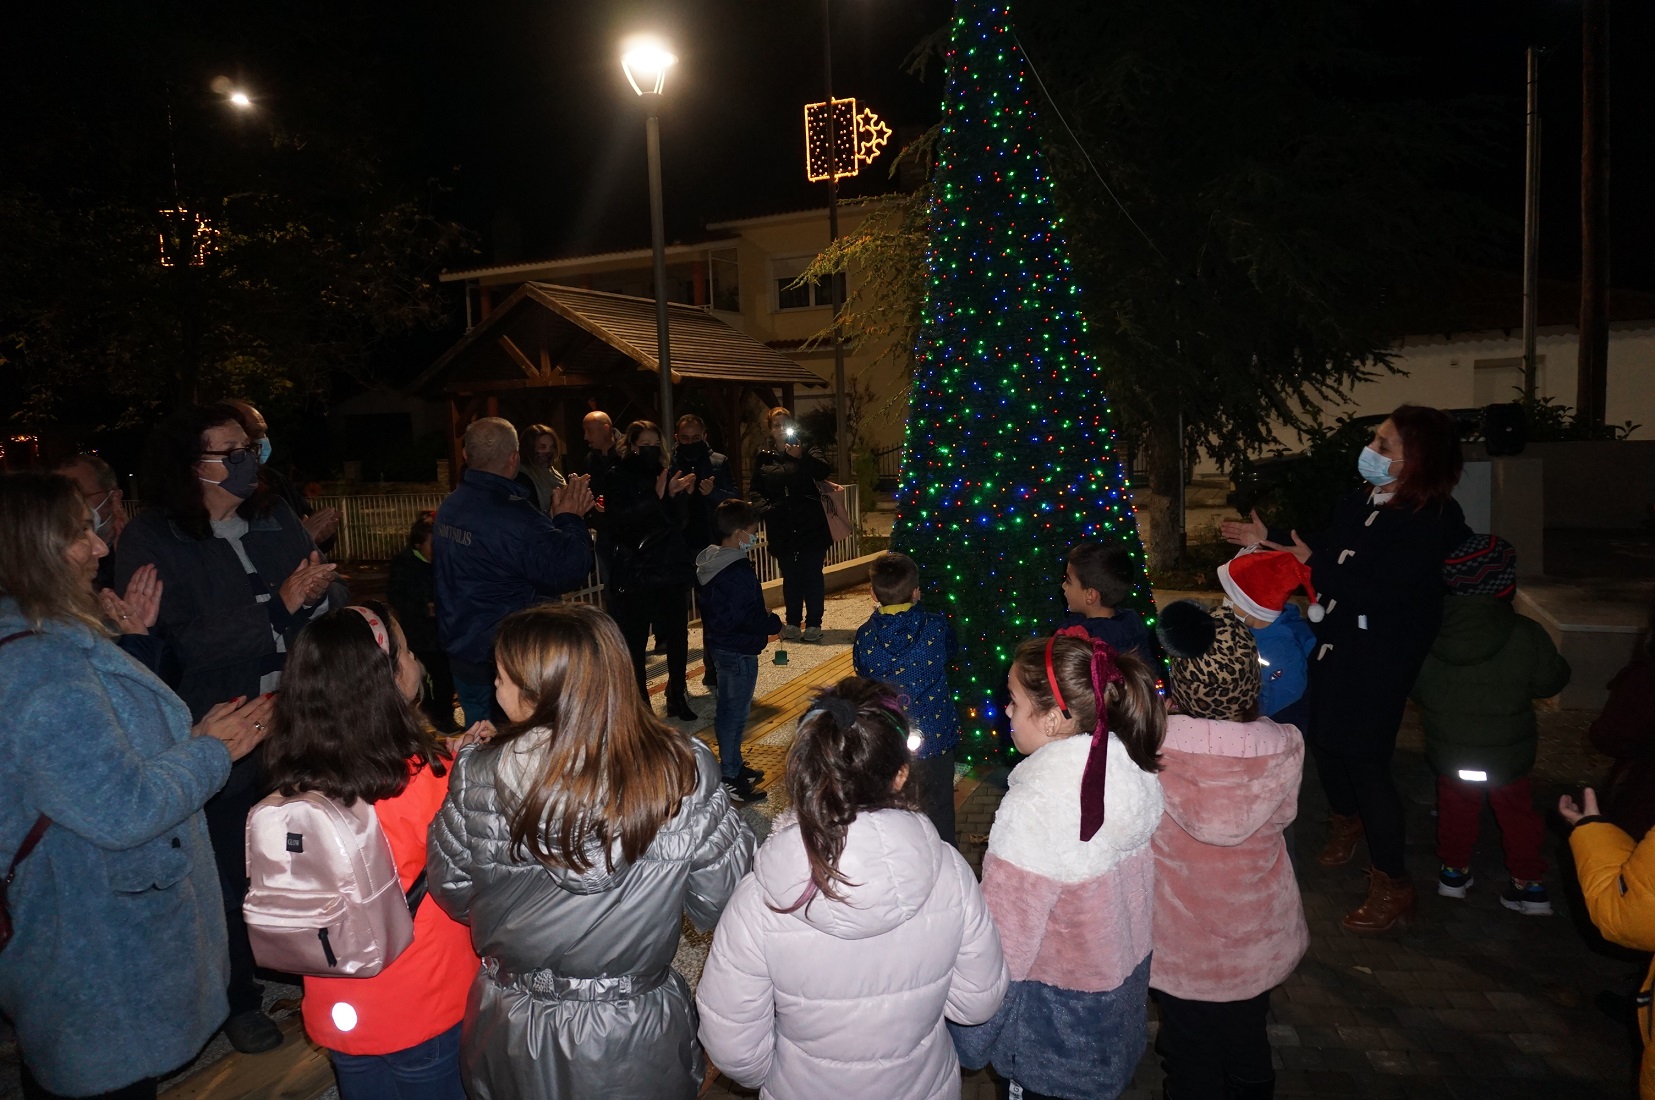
[892,0,1158,764]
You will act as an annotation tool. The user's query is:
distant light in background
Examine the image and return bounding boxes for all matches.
[228,90,252,109]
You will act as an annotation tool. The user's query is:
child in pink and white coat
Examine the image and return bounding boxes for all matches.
[1150,600,1309,1100]
[951,629,1166,1100]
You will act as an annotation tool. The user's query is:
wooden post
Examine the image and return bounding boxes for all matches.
[1578,0,1610,430]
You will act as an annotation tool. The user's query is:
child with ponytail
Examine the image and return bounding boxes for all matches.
[951,629,1166,1100]
[697,677,1008,1100]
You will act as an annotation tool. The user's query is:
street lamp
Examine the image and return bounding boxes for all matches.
[623,38,678,434]
[228,90,253,109]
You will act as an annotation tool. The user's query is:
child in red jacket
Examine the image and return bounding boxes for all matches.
[261,603,478,1099]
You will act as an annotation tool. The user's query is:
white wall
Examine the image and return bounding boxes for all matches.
[1192,322,1655,474]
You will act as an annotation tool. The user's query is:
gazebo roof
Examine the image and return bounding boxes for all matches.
[410,282,825,397]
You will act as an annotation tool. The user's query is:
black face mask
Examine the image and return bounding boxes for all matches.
[675,441,710,467]
[633,445,663,468]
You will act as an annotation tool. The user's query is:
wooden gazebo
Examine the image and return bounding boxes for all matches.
[409,283,826,484]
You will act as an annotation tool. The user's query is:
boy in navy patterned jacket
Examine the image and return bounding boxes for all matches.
[853,552,961,846]
[1060,541,1152,662]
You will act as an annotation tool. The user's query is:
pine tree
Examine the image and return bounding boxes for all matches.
[893,0,1156,764]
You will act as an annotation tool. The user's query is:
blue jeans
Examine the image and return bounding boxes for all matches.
[777,548,826,628]
[330,1023,465,1100]
[453,673,495,727]
[711,650,759,779]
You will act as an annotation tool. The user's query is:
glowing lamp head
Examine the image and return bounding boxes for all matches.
[228,91,252,109]
[621,39,676,97]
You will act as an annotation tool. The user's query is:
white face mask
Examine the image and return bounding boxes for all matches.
[737,532,756,553]
[89,492,116,536]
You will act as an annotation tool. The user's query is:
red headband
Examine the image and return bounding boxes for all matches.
[1047,626,1127,842]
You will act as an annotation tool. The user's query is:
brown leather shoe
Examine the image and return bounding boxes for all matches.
[1342,867,1416,933]
[1317,813,1364,867]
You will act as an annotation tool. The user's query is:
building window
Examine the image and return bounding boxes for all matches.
[770,254,844,312]
[710,248,740,312]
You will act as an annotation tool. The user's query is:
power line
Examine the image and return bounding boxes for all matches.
[1011,27,1171,267]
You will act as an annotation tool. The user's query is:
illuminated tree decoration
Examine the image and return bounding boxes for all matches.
[803,97,892,182]
[893,0,1157,764]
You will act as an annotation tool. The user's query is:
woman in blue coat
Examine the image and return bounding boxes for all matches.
[0,472,272,1099]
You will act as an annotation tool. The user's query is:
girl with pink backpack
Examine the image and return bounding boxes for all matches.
[258,603,478,1100]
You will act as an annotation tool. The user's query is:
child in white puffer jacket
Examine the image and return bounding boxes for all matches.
[696,676,1008,1100]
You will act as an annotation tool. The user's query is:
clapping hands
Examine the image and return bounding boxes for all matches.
[100,564,162,635]
[279,551,338,613]
[554,474,594,517]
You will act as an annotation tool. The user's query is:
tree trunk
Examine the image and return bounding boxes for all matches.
[1132,420,1184,572]
[1578,0,1611,430]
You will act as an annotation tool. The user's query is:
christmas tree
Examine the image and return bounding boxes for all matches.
[894,0,1157,764]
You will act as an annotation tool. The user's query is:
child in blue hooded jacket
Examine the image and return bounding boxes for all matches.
[853,552,961,845]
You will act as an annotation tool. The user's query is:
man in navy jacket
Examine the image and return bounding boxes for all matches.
[435,417,594,723]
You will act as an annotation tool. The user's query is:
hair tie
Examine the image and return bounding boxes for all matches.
[1049,626,1127,843]
[346,606,391,656]
[803,695,860,731]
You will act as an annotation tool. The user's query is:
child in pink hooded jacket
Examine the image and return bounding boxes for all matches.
[696,677,1008,1100]
[1151,600,1309,1099]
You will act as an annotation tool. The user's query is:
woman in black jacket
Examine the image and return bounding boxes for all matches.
[386,510,461,733]
[1224,405,1470,933]
[112,403,345,1054]
[747,408,832,642]
[608,420,698,720]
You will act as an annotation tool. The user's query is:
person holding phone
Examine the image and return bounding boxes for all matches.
[748,408,832,643]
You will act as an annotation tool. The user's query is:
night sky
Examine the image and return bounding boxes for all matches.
[5,1,1652,281]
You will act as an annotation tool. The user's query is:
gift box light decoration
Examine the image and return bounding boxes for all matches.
[157,207,218,268]
[804,97,892,182]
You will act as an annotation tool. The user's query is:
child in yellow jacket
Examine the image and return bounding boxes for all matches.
[1562,787,1655,1099]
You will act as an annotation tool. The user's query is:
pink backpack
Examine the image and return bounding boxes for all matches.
[243,791,427,978]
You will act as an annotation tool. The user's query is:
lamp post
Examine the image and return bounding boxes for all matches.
[623,40,678,435]
[822,1,850,482]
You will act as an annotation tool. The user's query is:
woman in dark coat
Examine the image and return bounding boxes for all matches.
[387,511,461,733]
[1224,405,1470,933]
[112,403,346,1053]
[1589,595,1655,838]
[747,407,832,642]
[607,420,699,720]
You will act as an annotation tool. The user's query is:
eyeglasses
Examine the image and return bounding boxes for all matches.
[200,446,256,465]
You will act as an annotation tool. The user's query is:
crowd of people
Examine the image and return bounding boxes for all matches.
[1,400,1652,1100]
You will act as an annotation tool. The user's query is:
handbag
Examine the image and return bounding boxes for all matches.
[817,481,854,543]
[0,629,48,953]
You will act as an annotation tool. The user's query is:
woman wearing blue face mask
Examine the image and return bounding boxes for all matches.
[1223,405,1470,934]
[112,403,346,1056]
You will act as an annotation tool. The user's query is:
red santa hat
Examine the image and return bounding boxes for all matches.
[1218,546,1323,624]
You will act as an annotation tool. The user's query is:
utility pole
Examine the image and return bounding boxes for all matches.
[824,0,850,482]
[1578,0,1611,430]
[1521,47,1541,399]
